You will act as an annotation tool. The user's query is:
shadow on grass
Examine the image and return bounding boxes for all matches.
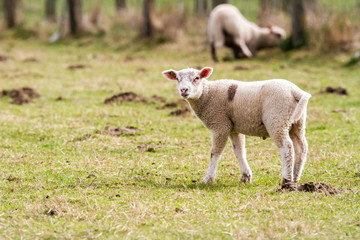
[133,178,254,192]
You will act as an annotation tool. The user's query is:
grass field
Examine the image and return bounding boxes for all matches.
[0,32,359,239]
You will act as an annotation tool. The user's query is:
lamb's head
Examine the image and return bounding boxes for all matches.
[264,25,286,47]
[162,67,213,99]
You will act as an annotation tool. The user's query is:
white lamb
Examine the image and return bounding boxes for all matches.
[162,67,311,187]
[207,4,286,61]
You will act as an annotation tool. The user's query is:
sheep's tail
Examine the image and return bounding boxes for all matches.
[291,90,311,123]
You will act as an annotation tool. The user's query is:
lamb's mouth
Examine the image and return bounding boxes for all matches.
[181,93,189,98]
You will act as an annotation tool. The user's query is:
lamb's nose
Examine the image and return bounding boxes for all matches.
[181,88,188,95]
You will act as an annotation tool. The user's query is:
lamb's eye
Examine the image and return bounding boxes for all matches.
[193,77,200,82]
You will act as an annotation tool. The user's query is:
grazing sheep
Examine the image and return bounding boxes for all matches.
[162,67,311,186]
[207,4,286,61]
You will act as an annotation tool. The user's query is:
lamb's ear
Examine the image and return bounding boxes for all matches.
[200,67,213,79]
[162,69,178,80]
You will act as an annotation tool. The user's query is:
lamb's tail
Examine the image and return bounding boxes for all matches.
[291,90,311,123]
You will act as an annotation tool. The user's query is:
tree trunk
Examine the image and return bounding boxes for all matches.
[142,0,155,38]
[290,0,306,47]
[212,0,228,9]
[4,0,17,28]
[45,0,57,22]
[195,0,207,16]
[68,0,83,36]
[115,0,126,11]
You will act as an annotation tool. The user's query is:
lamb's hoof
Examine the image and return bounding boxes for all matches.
[201,176,214,184]
[241,173,252,183]
[281,178,297,191]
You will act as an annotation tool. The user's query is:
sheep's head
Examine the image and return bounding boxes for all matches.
[266,25,286,46]
[162,67,213,100]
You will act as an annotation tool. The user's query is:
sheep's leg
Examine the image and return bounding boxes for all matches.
[279,135,295,185]
[235,38,253,58]
[202,132,229,184]
[290,119,308,183]
[230,133,252,183]
[231,46,242,59]
[270,131,295,186]
[211,42,218,62]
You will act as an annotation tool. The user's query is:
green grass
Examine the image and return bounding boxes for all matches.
[0,33,359,239]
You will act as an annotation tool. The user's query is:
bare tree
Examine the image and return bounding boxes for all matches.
[195,0,207,16]
[290,0,306,47]
[212,0,228,9]
[115,0,126,16]
[45,0,57,22]
[68,0,83,36]
[142,0,155,38]
[3,0,18,28]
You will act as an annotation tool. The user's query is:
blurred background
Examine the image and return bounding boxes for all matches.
[0,0,359,53]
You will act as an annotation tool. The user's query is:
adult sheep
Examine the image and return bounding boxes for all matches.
[162,67,311,188]
[207,4,286,61]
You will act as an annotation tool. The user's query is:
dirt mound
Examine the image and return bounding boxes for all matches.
[150,95,166,103]
[1,87,40,105]
[296,182,339,194]
[156,99,190,116]
[68,64,89,70]
[137,143,161,152]
[234,65,249,71]
[104,92,147,104]
[96,126,141,136]
[103,91,189,116]
[170,108,189,116]
[277,182,341,195]
[324,86,348,95]
[0,55,8,61]
[72,133,93,142]
[23,57,38,62]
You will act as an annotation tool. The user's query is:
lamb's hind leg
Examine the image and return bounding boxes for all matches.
[230,133,252,182]
[211,42,218,62]
[290,117,308,183]
[269,130,295,186]
[202,131,229,184]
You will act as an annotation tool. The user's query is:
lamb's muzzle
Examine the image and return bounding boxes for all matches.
[162,67,311,186]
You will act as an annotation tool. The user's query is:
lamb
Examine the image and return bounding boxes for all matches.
[207,4,286,62]
[162,67,311,187]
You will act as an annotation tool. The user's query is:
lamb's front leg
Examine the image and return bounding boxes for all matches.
[202,131,229,184]
[235,38,253,58]
[230,133,252,183]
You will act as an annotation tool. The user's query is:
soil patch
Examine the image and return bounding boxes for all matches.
[156,99,190,116]
[323,86,348,95]
[137,143,161,152]
[1,87,40,105]
[7,175,18,182]
[277,182,343,195]
[150,95,166,103]
[137,67,147,72]
[23,57,38,62]
[96,126,141,136]
[170,108,190,116]
[68,64,88,70]
[332,109,347,113]
[0,55,8,61]
[55,96,64,101]
[72,133,93,142]
[234,65,249,71]
[104,92,147,104]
